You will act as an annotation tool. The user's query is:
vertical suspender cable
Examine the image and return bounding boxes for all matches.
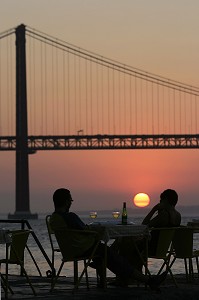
[27,34,32,134]
[0,41,1,135]
[118,71,121,133]
[67,51,70,134]
[40,42,43,135]
[9,34,14,135]
[6,36,10,135]
[107,67,110,133]
[63,50,66,133]
[134,75,137,134]
[183,90,186,134]
[173,89,175,134]
[44,41,47,135]
[33,34,36,134]
[157,81,159,134]
[112,67,115,134]
[101,62,104,133]
[190,93,193,134]
[51,42,55,134]
[56,43,59,134]
[146,79,148,134]
[90,60,93,134]
[123,71,126,134]
[162,85,164,133]
[129,75,132,134]
[85,58,88,134]
[77,53,82,133]
[74,54,77,133]
[195,95,197,134]
[140,77,143,133]
[179,89,181,134]
[96,61,99,133]
[151,81,154,134]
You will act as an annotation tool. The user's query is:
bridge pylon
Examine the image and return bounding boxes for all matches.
[8,24,37,220]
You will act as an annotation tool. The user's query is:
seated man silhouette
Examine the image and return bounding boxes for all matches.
[114,189,181,274]
[142,189,181,228]
[50,188,167,289]
[142,189,181,256]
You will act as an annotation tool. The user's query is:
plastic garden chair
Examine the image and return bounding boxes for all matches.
[45,215,61,277]
[50,227,101,292]
[0,229,36,296]
[170,226,199,282]
[148,227,177,287]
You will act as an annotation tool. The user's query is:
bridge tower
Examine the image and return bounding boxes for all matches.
[8,24,37,219]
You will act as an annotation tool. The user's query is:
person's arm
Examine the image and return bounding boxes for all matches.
[67,212,86,230]
[142,204,160,226]
[142,204,170,228]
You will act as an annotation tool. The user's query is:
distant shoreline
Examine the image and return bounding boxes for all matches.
[77,205,199,216]
[1,205,199,218]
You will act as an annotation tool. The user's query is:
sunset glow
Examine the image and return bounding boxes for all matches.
[0,2,199,214]
[133,193,150,208]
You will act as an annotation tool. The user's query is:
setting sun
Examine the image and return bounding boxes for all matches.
[133,193,150,208]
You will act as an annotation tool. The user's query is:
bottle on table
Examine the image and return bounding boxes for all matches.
[122,202,127,225]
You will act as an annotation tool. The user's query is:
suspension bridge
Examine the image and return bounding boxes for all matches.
[0,24,199,218]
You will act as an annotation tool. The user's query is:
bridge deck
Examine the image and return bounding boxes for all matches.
[0,134,199,151]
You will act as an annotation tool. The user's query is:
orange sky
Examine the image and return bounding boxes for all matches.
[1,1,199,214]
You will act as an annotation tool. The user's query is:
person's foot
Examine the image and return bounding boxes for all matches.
[89,262,97,269]
[148,271,167,291]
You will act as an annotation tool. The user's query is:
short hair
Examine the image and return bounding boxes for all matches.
[53,188,72,208]
[160,189,178,206]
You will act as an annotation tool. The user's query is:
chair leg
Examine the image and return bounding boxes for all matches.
[164,259,178,288]
[73,259,91,292]
[1,274,14,295]
[189,258,194,282]
[50,261,64,292]
[196,257,199,278]
[20,263,37,296]
[184,258,189,282]
[25,245,42,276]
[74,261,78,286]
[11,245,36,296]
[73,241,101,292]
[84,260,89,290]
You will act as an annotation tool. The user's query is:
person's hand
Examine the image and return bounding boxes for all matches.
[152,203,161,212]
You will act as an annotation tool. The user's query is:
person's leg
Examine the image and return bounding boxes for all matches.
[117,237,145,272]
[91,242,167,290]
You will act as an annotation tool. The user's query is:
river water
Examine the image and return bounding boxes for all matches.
[0,213,198,278]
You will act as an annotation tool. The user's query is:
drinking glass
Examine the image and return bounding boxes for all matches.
[90,211,97,219]
[112,211,120,219]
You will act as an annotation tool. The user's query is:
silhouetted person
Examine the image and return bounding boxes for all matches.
[142,189,181,228]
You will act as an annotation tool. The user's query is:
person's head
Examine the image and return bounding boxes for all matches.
[160,189,178,207]
[53,188,73,212]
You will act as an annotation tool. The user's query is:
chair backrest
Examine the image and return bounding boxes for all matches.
[46,215,57,251]
[9,230,30,263]
[149,227,175,258]
[46,214,68,251]
[47,213,68,231]
[172,227,193,258]
[54,228,98,261]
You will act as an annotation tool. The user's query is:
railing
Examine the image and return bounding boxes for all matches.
[0,219,53,276]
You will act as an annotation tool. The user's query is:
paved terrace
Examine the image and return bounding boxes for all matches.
[2,274,199,300]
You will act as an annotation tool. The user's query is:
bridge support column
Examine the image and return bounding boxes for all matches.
[8,24,37,220]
